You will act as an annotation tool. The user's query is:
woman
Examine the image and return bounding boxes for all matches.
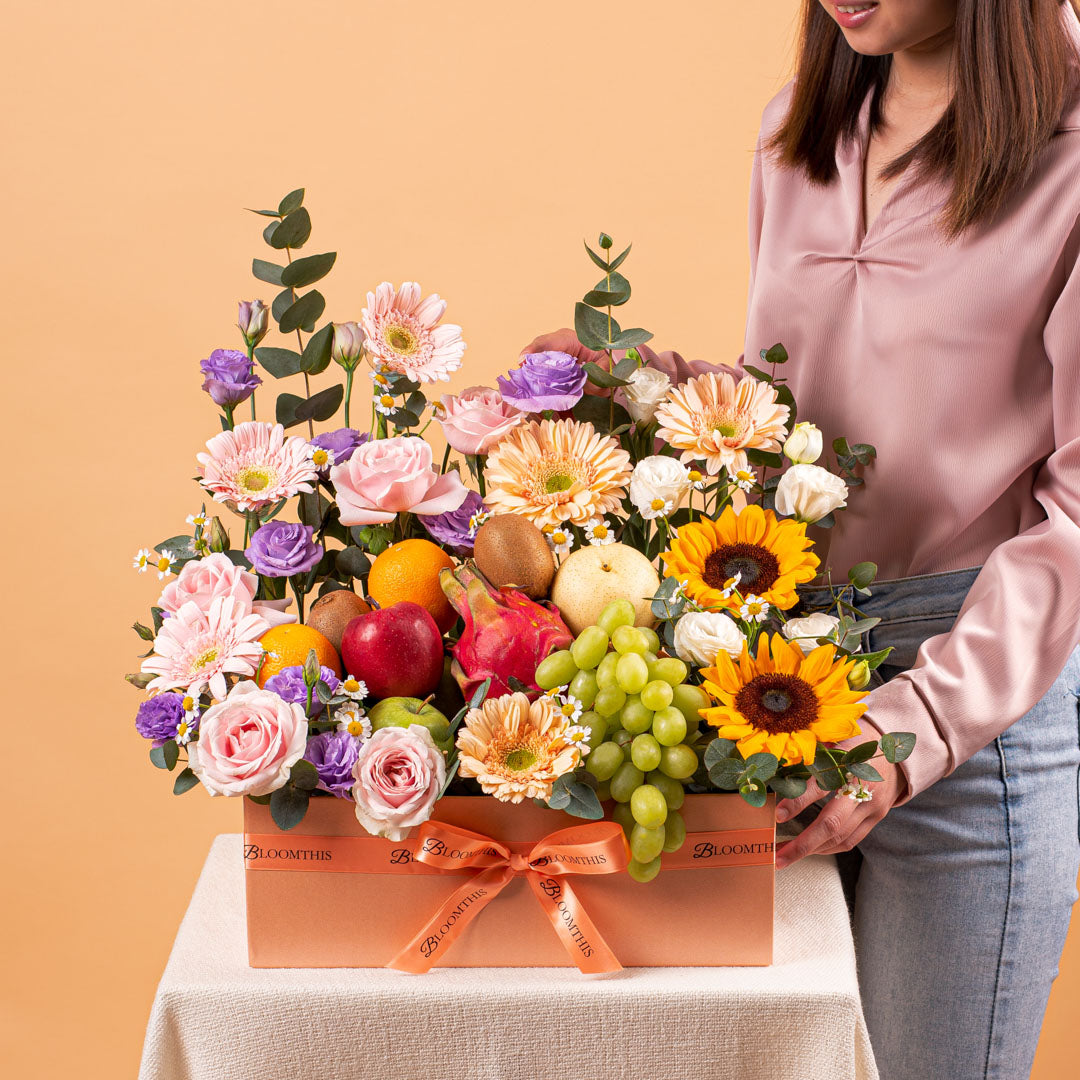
[523,2,1080,1076]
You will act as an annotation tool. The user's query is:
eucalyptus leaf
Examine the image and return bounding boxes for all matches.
[759,343,789,365]
[262,220,279,245]
[583,241,610,273]
[739,780,769,808]
[742,364,775,383]
[154,535,197,562]
[547,775,604,820]
[252,259,285,286]
[741,752,778,782]
[269,207,312,250]
[255,347,303,378]
[149,745,169,770]
[703,737,737,769]
[280,251,336,288]
[880,731,916,763]
[708,757,743,791]
[290,759,319,792]
[768,775,807,800]
[301,323,334,375]
[335,546,370,579]
[173,768,200,795]
[295,383,344,423]
[269,784,310,830]
[278,289,325,335]
[608,327,653,348]
[574,301,614,350]
[848,762,884,783]
[607,243,632,273]
[582,361,630,388]
[848,561,878,590]
[277,188,305,215]
[468,677,492,711]
[841,741,879,766]
[276,392,305,428]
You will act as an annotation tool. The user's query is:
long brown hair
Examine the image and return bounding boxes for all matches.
[768,0,1080,237]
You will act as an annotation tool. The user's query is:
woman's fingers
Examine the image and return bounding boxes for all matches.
[775,778,827,823]
[775,797,862,868]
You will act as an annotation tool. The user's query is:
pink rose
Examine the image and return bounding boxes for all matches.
[158,552,295,628]
[351,726,446,840]
[330,435,468,526]
[188,681,308,797]
[437,385,522,455]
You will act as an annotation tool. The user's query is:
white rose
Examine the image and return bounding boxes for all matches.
[782,612,841,651]
[623,368,672,423]
[783,422,823,464]
[629,455,691,518]
[673,611,747,667]
[774,463,848,522]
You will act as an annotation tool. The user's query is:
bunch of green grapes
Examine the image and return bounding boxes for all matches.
[535,599,710,883]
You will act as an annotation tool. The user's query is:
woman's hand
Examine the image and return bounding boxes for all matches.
[773,719,909,868]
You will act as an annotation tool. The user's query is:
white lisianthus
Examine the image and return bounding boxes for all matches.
[774,464,848,522]
[629,455,690,518]
[782,612,841,652]
[673,611,747,667]
[623,368,672,423]
[783,422,823,464]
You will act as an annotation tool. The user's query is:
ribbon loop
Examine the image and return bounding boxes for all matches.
[387,819,630,975]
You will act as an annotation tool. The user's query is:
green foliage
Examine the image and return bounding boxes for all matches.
[759,343,789,365]
[295,383,343,423]
[335,546,369,579]
[276,392,306,428]
[547,773,604,819]
[150,741,179,771]
[280,251,336,288]
[256,347,303,378]
[880,732,916,763]
[252,259,285,285]
[269,783,310,830]
[847,561,878,591]
[173,768,200,795]
[278,188,305,215]
[301,323,334,375]
[278,290,325,335]
[269,207,312,250]
[768,774,807,800]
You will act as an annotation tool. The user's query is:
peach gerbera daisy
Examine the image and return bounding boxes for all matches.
[197,421,317,513]
[361,281,465,383]
[141,597,269,701]
[483,418,632,529]
[700,632,867,765]
[456,692,584,802]
[654,371,790,476]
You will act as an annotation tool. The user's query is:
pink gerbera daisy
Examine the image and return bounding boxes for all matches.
[142,597,269,701]
[361,281,465,384]
[196,421,317,513]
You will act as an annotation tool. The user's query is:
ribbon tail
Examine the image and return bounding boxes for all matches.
[527,872,622,974]
[387,866,512,973]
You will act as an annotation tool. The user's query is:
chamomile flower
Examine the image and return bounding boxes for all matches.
[720,571,743,600]
[563,723,593,756]
[543,687,584,724]
[186,508,211,531]
[544,525,573,557]
[335,701,372,740]
[732,468,757,493]
[133,548,153,573]
[468,510,493,537]
[369,367,393,390]
[688,469,706,491]
[739,594,770,623]
[640,496,673,521]
[839,778,874,803]
[374,393,396,416]
[154,550,177,580]
[584,517,616,546]
[307,444,336,471]
[340,675,368,702]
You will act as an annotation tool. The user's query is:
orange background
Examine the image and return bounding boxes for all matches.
[2,1,1075,1075]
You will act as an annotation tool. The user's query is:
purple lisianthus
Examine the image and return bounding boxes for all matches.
[421,489,487,555]
[304,730,363,798]
[135,692,186,745]
[497,350,587,413]
[200,348,262,408]
[309,427,368,478]
[245,521,323,578]
[264,665,342,717]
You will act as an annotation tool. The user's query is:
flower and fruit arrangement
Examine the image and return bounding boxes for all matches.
[127,190,914,884]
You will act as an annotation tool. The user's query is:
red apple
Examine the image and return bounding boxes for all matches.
[340,601,444,700]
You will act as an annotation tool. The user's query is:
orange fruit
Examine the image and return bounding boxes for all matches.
[256,623,342,687]
[367,538,457,633]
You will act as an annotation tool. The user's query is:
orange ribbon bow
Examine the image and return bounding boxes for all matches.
[388,820,630,974]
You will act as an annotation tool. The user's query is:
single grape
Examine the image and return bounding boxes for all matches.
[595,651,620,690]
[610,761,646,802]
[571,626,610,671]
[630,784,668,828]
[594,686,627,718]
[647,657,688,686]
[535,650,578,690]
[630,823,666,863]
[627,855,663,883]
[619,696,654,735]
[597,599,636,636]
[662,810,687,853]
[579,710,606,749]
[640,626,661,654]
[630,733,662,772]
[612,800,636,837]
[642,651,658,664]
[651,705,688,747]
[671,682,710,723]
[616,652,649,694]
[647,770,686,810]
[640,679,674,711]
[612,728,633,750]
[585,740,624,781]
[658,743,698,780]
[569,669,599,709]
[612,625,649,655]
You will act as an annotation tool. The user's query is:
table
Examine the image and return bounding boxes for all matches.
[138,835,878,1080]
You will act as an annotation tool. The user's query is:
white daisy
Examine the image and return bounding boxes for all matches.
[739,594,770,623]
[374,392,396,416]
[369,368,393,390]
[720,571,743,600]
[186,509,211,531]
[133,548,153,573]
[468,511,492,537]
[544,526,573,557]
[340,675,368,702]
[335,701,372,740]
[640,496,673,521]
[688,469,706,491]
[732,468,757,493]
[308,445,336,471]
[154,550,177,580]
[563,724,592,756]
[839,778,874,803]
[584,517,616,546]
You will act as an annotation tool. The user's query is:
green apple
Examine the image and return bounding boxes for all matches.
[368,697,453,755]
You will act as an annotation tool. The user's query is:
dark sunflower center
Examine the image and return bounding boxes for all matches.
[735,673,819,734]
[703,543,780,592]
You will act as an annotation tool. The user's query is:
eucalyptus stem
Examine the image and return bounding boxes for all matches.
[282,248,315,439]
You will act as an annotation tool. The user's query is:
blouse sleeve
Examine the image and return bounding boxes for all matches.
[866,217,1080,802]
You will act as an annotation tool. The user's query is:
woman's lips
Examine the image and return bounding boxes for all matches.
[833,2,879,29]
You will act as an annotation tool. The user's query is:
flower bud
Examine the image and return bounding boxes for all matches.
[237,300,269,347]
[848,660,871,691]
[208,516,230,553]
[783,422,823,464]
[303,647,322,687]
[332,321,366,369]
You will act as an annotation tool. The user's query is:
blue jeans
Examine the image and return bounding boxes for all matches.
[799,566,1080,1080]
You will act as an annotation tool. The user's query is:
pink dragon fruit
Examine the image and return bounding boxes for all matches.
[439,562,573,699]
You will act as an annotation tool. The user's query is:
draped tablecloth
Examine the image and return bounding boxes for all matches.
[138,834,878,1080]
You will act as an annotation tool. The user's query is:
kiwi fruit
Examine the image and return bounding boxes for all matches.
[473,514,556,599]
[307,589,371,652]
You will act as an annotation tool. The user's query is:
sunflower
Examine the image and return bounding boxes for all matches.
[662,504,819,613]
[456,692,584,802]
[483,417,632,529]
[700,632,867,765]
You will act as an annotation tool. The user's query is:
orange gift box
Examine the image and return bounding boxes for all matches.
[243,792,775,969]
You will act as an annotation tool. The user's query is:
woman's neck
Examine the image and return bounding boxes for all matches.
[887,25,956,111]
